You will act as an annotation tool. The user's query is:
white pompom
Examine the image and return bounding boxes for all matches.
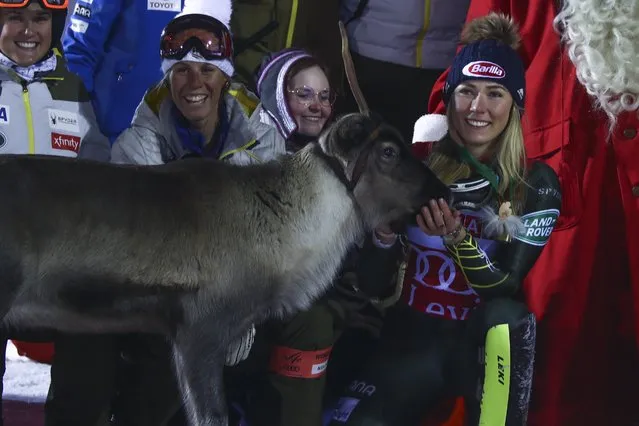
[412,113,448,144]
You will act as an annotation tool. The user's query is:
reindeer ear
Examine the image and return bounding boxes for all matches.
[333,114,377,156]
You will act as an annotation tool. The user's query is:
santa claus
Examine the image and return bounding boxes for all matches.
[557,0,639,123]
[414,1,639,425]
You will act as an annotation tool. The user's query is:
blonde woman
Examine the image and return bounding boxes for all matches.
[328,14,561,426]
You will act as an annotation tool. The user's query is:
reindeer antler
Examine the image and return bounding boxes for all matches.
[339,21,370,116]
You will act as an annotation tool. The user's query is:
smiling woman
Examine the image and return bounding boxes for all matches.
[79,0,288,424]
[0,1,112,425]
[168,61,230,141]
[450,81,513,153]
[325,13,561,426]
[0,3,52,66]
[0,0,109,158]
[285,60,333,137]
[252,48,335,153]
[111,2,285,165]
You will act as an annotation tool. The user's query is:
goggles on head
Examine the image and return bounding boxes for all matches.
[160,13,233,61]
[0,0,67,9]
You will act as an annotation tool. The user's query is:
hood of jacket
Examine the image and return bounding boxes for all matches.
[254,48,313,140]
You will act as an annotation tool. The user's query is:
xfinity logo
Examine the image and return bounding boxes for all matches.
[74,4,91,18]
[51,133,81,154]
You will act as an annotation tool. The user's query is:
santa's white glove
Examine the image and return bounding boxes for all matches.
[225,324,256,366]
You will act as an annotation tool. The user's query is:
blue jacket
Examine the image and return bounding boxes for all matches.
[62,0,184,143]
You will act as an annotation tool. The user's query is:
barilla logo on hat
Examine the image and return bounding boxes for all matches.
[462,61,506,79]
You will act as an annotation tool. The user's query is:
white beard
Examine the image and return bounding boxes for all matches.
[555,0,639,124]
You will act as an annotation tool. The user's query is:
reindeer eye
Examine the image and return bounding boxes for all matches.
[382,146,398,159]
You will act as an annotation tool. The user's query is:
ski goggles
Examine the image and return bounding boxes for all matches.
[160,13,233,61]
[0,0,68,9]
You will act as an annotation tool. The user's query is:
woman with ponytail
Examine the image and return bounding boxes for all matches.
[327,13,561,426]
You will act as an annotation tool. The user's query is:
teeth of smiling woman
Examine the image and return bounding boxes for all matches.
[303,117,320,122]
[467,120,489,128]
[185,95,206,103]
[16,42,37,49]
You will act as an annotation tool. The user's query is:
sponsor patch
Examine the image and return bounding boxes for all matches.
[48,109,80,133]
[0,105,10,124]
[269,345,333,379]
[70,18,88,34]
[349,380,377,397]
[81,0,93,4]
[462,61,506,79]
[73,3,91,18]
[311,360,328,376]
[51,133,81,154]
[147,0,181,11]
[514,208,560,246]
[332,397,360,423]
[537,186,561,200]
[0,131,6,149]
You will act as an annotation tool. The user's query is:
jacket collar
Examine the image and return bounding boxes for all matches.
[140,88,260,162]
[0,48,61,83]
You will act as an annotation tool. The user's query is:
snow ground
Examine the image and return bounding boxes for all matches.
[2,341,50,403]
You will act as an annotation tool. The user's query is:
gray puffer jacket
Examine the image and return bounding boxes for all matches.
[340,0,471,69]
[111,83,286,165]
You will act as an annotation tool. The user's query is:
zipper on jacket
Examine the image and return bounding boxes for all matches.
[219,139,260,162]
[21,81,36,154]
[42,76,64,83]
[415,0,432,68]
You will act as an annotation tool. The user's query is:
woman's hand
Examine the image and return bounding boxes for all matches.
[416,198,464,243]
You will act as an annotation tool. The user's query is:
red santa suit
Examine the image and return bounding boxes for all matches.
[419,1,639,424]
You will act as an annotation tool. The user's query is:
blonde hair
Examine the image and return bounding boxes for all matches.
[427,102,527,213]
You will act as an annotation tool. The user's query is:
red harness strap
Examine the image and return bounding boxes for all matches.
[269,345,333,379]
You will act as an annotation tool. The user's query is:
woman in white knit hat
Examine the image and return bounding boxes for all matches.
[110,0,285,164]
[109,0,287,422]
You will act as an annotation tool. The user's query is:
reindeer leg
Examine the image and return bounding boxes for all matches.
[172,321,228,426]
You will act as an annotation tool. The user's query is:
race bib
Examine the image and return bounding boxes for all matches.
[401,224,486,321]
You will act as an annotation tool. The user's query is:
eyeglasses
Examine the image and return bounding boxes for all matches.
[160,13,233,61]
[287,86,335,107]
[0,0,68,9]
